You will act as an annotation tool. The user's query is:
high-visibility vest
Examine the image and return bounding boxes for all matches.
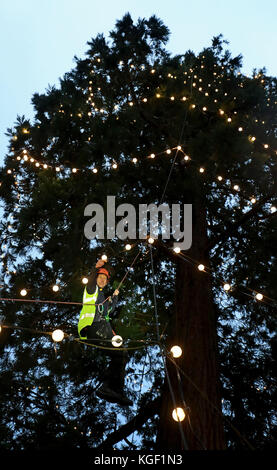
[78,286,99,339]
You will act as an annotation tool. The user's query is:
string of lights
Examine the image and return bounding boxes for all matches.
[166,350,255,450]
[0,317,264,448]
[3,144,276,228]
[0,322,159,351]
[1,232,276,315]
[1,70,276,284]
[149,243,189,449]
[0,231,271,446]
[174,248,277,309]
[55,58,277,152]
[3,59,276,199]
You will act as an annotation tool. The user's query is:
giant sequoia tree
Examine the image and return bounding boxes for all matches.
[0,14,276,451]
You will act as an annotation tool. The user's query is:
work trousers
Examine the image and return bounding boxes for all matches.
[80,321,128,393]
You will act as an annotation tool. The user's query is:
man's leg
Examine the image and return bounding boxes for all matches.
[104,348,128,394]
[85,322,132,406]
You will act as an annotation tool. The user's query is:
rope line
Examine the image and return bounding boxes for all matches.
[0,322,159,351]
[0,297,82,306]
[149,244,189,450]
[166,351,255,451]
[159,74,192,205]
[0,320,257,449]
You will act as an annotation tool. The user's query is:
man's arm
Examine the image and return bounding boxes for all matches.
[106,290,119,318]
[86,266,98,295]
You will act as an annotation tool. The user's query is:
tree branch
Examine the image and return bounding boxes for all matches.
[208,190,276,251]
[97,396,161,450]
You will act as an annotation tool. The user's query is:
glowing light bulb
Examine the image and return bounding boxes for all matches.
[20,289,27,296]
[132,158,137,163]
[82,277,88,284]
[170,346,182,358]
[238,127,243,132]
[251,198,256,204]
[111,335,123,347]
[148,237,154,244]
[52,285,59,292]
[217,176,223,181]
[199,167,205,173]
[166,149,171,154]
[173,247,181,253]
[150,153,155,158]
[223,283,231,291]
[198,264,205,271]
[92,168,98,173]
[172,407,185,422]
[270,206,276,213]
[52,329,64,342]
[101,254,108,261]
[112,163,118,169]
[125,244,132,251]
[233,185,240,191]
[255,293,263,301]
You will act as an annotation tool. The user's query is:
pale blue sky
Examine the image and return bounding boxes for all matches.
[1,0,276,164]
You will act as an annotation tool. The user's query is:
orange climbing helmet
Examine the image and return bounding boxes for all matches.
[97,267,110,280]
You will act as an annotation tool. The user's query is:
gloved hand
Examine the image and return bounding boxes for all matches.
[96,259,105,268]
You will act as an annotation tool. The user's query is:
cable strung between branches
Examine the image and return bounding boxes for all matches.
[166,352,255,451]
[149,244,189,450]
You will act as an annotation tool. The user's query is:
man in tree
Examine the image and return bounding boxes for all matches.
[78,259,133,407]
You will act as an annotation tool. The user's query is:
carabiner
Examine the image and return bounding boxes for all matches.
[98,303,104,314]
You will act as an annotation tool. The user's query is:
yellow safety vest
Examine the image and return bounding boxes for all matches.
[78,286,99,339]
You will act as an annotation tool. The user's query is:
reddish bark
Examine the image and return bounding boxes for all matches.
[156,198,225,450]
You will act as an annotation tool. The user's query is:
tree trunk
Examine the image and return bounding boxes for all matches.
[156,197,225,450]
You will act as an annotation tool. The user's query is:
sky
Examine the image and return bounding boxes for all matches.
[1,0,276,165]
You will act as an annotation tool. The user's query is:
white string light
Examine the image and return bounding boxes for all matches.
[172,407,186,422]
[52,329,64,342]
[111,335,123,347]
[170,345,182,358]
